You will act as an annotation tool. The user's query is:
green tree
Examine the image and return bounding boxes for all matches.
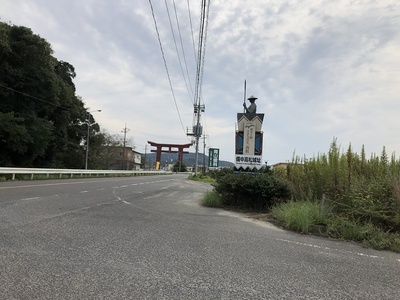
[0,22,95,167]
[173,161,187,172]
[91,131,123,170]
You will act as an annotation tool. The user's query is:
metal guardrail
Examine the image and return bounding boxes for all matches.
[0,167,169,181]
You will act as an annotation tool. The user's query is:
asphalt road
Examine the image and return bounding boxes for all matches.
[0,174,399,299]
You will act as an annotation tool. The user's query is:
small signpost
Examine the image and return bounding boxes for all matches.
[208,148,220,168]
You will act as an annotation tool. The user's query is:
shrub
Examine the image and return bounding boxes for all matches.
[363,229,393,250]
[207,167,234,180]
[172,161,187,172]
[213,172,290,210]
[327,216,374,241]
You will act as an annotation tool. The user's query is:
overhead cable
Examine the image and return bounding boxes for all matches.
[164,0,193,104]
[172,0,195,99]
[0,83,71,111]
[148,0,186,135]
[186,0,198,63]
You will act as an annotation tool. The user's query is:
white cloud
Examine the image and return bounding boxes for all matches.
[2,0,400,163]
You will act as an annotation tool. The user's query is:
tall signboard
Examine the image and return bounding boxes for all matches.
[235,95,264,170]
[208,148,219,168]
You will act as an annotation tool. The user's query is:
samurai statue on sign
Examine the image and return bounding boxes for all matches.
[243,95,257,114]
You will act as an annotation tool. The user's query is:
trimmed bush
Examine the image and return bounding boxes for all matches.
[213,172,290,210]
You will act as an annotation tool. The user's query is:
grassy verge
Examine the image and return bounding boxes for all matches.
[188,174,216,184]
[271,200,329,234]
[201,191,224,208]
[271,200,400,253]
[193,161,400,253]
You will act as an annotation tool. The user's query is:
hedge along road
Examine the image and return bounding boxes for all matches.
[0,174,399,299]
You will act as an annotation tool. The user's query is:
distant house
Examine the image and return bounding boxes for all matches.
[100,146,142,170]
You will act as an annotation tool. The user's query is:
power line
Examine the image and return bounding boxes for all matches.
[172,0,195,100]
[199,0,211,107]
[164,0,193,104]
[186,0,197,63]
[0,83,71,111]
[194,0,210,106]
[148,0,186,136]
[203,105,209,145]
[193,1,204,105]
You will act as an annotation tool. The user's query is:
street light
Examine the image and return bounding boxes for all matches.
[85,109,101,170]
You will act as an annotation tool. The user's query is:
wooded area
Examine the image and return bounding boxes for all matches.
[0,22,105,168]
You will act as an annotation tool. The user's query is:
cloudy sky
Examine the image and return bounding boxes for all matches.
[2,0,400,164]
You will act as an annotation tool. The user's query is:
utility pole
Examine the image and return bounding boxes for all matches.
[121,124,130,170]
[144,144,147,170]
[202,134,207,175]
[187,0,210,175]
[193,103,204,176]
[195,104,201,175]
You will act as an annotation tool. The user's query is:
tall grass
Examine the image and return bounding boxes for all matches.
[201,191,223,207]
[272,200,330,234]
[281,138,400,235]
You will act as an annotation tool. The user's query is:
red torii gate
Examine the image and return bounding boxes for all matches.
[148,141,193,170]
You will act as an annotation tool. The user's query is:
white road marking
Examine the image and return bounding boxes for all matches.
[356,252,380,258]
[122,201,131,205]
[276,238,384,260]
[113,191,122,201]
[80,191,88,193]
[20,197,40,201]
